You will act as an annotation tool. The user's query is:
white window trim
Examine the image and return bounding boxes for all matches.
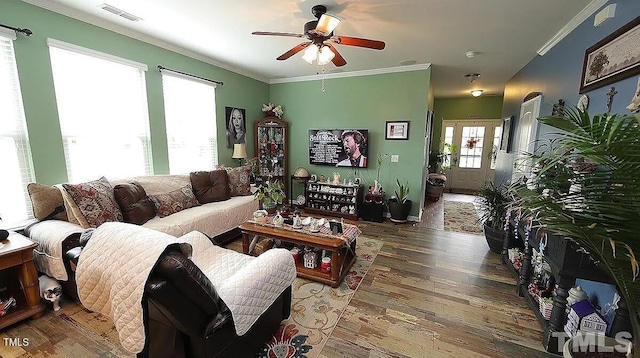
[47,38,148,71]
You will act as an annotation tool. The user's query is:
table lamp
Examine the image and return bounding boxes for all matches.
[232,143,248,166]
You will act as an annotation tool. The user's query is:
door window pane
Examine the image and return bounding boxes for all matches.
[459,126,484,168]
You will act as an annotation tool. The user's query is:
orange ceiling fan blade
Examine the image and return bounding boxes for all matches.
[325,43,346,67]
[252,31,305,38]
[332,36,385,50]
[277,42,311,60]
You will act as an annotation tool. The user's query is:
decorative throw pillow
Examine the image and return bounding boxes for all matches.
[62,177,123,228]
[27,183,68,221]
[223,165,252,196]
[148,184,200,218]
[190,170,231,204]
[113,182,157,225]
[56,184,88,227]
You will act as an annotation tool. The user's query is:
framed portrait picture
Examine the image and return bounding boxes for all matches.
[385,121,410,140]
[579,16,640,94]
[500,116,514,152]
[225,107,246,148]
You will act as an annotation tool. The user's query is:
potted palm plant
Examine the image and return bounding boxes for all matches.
[388,179,412,223]
[253,180,285,214]
[475,181,510,253]
[513,107,640,356]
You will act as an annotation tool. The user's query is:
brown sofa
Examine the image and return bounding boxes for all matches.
[25,168,257,299]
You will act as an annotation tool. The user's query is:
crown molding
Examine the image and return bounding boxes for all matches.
[269,63,431,84]
[537,0,608,56]
[21,0,270,83]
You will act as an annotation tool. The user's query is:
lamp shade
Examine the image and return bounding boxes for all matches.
[316,14,340,35]
[317,46,335,66]
[232,143,248,159]
[302,44,319,64]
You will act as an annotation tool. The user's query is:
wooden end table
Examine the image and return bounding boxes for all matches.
[239,221,357,288]
[0,232,46,329]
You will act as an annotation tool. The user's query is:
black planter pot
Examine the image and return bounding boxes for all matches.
[483,223,505,253]
[388,199,412,223]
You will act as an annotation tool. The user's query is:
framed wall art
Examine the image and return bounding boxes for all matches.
[579,16,640,94]
[385,121,410,140]
[500,115,514,152]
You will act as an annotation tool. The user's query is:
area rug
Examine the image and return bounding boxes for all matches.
[443,200,483,235]
[257,236,383,358]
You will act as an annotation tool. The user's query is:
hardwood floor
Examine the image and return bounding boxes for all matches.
[319,193,554,358]
[0,194,553,358]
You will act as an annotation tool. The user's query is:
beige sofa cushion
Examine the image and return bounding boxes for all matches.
[129,175,191,196]
[27,183,68,221]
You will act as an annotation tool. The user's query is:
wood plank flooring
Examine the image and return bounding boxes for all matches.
[318,193,554,357]
[0,194,554,358]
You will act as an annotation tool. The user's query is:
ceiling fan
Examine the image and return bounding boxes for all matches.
[252,5,385,67]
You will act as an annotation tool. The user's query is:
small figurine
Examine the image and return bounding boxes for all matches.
[332,172,340,185]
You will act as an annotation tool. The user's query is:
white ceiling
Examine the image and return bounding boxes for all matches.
[26,0,600,97]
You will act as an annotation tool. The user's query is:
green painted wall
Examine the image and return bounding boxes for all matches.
[2,0,269,185]
[3,0,432,218]
[431,96,504,154]
[270,69,431,217]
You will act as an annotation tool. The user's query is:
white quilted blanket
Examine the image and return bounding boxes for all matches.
[76,222,296,354]
[28,220,85,281]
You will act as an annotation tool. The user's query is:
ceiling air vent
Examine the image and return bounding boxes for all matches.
[98,3,142,22]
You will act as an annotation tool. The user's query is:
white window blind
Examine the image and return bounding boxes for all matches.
[161,72,218,174]
[0,31,35,223]
[48,40,153,182]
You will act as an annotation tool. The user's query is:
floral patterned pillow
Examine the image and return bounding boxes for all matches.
[62,176,123,228]
[223,165,252,196]
[148,184,200,218]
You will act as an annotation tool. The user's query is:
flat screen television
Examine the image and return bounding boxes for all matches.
[308,129,368,168]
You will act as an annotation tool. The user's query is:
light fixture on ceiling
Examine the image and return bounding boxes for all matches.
[465,73,480,83]
[465,51,477,58]
[302,44,335,65]
[313,14,341,36]
[471,90,484,97]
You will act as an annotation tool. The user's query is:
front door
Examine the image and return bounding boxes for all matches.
[440,119,502,190]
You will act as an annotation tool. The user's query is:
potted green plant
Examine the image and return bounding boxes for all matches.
[512,107,640,356]
[475,180,511,253]
[388,179,412,223]
[253,180,285,214]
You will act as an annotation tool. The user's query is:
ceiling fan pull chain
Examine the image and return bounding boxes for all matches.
[320,65,326,92]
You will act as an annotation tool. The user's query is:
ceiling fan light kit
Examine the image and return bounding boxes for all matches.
[252,4,385,68]
[314,14,340,36]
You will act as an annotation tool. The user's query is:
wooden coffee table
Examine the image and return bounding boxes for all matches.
[239,220,358,288]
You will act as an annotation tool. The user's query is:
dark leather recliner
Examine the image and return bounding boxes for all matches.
[67,244,292,358]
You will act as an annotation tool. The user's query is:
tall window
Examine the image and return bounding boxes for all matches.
[161,72,218,174]
[0,29,35,223]
[442,126,454,169]
[48,39,152,182]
